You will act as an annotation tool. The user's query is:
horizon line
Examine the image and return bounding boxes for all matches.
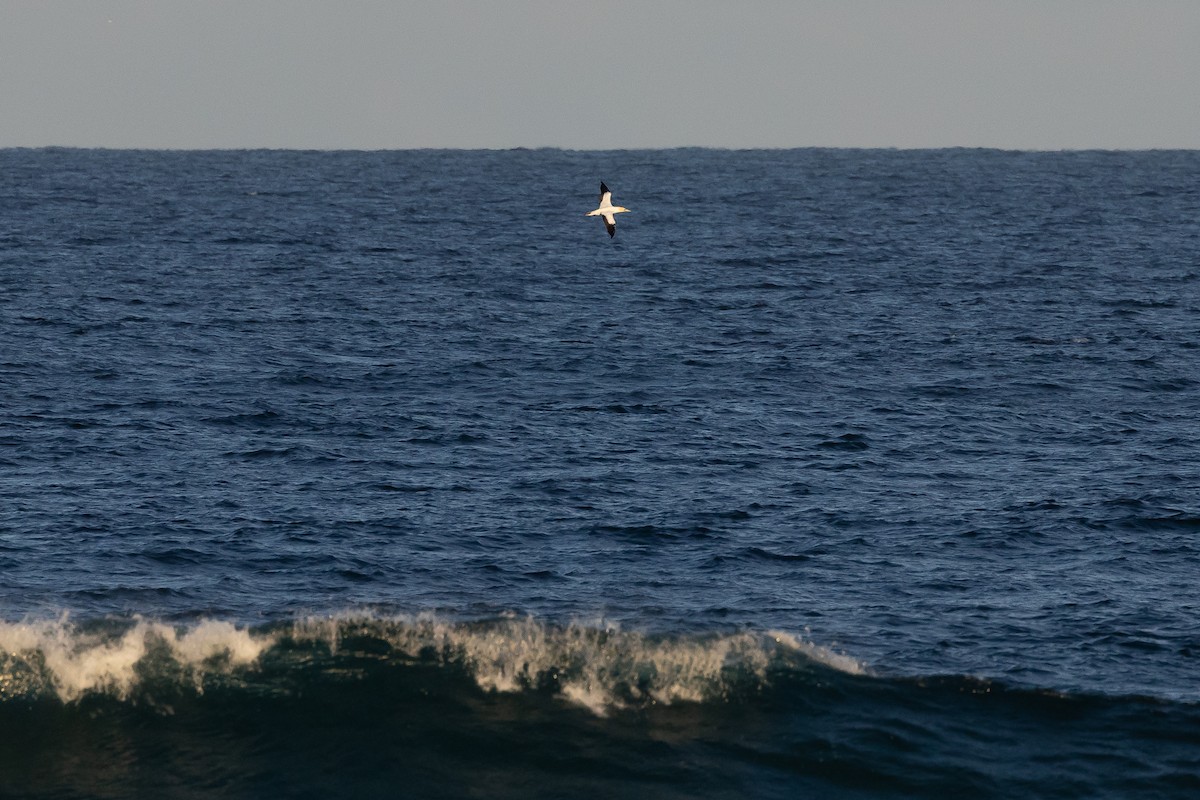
[3,144,1199,154]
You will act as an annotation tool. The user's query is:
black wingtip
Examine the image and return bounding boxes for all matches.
[600,181,610,194]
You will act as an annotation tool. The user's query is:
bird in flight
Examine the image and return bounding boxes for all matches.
[586,182,630,238]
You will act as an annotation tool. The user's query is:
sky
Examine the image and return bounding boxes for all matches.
[2,1,1199,150]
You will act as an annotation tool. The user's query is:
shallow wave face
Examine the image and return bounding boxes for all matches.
[2,615,1199,799]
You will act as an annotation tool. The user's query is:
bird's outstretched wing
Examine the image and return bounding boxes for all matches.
[598,182,613,209]
[603,213,616,238]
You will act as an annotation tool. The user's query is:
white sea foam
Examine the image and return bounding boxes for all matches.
[172,619,265,667]
[0,616,272,702]
[290,613,867,714]
[767,629,866,676]
[0,613,865,711]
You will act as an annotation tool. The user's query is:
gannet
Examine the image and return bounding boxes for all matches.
[586,182,630,238]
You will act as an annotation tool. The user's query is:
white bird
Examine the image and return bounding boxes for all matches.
[586,182,630,238]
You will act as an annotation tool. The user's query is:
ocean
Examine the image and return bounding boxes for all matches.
[1,147,1198,798]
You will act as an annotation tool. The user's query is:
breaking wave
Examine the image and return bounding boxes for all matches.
[4,612,1197,799]
[0,613,864,714]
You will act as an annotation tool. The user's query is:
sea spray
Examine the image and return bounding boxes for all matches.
[0,616,271,702]
[286,613,866,713]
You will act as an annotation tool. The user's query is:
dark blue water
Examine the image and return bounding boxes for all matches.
[2,147,1199,798]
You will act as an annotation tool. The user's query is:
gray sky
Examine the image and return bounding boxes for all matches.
[3,1,1198,149]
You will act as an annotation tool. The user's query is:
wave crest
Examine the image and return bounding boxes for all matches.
[0,616,267,702]
[0,613,863,713]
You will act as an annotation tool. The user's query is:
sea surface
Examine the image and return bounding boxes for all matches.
[1,147,1199,798]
